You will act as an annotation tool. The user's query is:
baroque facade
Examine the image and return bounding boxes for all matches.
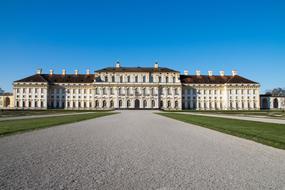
[0,93,14,109]
[13,63,260,110]
[260,94,285,110]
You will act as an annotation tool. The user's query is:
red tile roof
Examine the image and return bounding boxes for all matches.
[180,75,258,84]
[15,74,95,83]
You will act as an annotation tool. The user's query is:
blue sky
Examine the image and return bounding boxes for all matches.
[0,0,284,92]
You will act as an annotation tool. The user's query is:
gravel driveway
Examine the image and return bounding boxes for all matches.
[1,110,285,189]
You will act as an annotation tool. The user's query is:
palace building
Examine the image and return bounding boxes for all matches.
[13,62,260,110]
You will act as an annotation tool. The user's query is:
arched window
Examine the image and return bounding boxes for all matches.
[103,100,106,108]
[167,101,171,108]
[167,88,171,95]
[273,98,279,108]
[152,100,155,108]
[135,76,138,83]
[127,100,131,108]
[160,100,163,108]
[158,76,161,83]
[119,100,122,108]
[175,101,179,108]
[95,100,99,108]
[127,76,131,82]
[110,100,114,108]
[149,75,153,82]
[143,100,147,108]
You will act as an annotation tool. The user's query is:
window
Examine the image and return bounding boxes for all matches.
[152,100,155,108]
[160,100,163,108]
[142,88,146,95]
[158,76,161,83]
[110,100,114,108]
[143,75,146,83]
[149,75,153,82]
[127,76,131,82]
[175,101,179,108]
[167,101,171,108]
[103,100,106,108]
[127,100,131,108]
[119,100,122,108]
[173,77,176,83]
[105,76,108,82]
[112,76,115,82]
[135,76,138,83]
[120,76,123,83]
[143,100,147,108]
[166,76,169,83]
[95,100,99,108]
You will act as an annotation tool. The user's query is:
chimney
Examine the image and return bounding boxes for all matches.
[36,68,42,74]
[220,70,225,76]
[154,62,159,69]
[62,69,66,75]
[232,70,238,76]
[86,69,90,75]
[184,70,189,75]
[49,69,53,75]
[75,69,79,75]
[115,61,120,68]
[196,70,201,76]
[208,70,213,76]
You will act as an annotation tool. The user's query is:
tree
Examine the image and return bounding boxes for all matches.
[267,88,285,96]
[0,88,4,95]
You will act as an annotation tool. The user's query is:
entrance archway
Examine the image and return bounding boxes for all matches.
[273,98,279,109]
[262,98,269,109]
[135,99,140,109]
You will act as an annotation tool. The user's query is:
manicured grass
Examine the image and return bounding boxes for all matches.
[166,110,285,119]
[0,109,112,118]
[0,112,115,136]
[158,112,285,149]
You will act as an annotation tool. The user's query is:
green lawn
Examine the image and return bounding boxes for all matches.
[0,112,115,136]
[0,109,113,118]
[158,112,285,149]
[166,110,285,119]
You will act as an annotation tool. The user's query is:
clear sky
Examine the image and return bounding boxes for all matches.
[0,0,284,92]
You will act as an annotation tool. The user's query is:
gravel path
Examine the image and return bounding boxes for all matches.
[1,110,285,189]
[178,112,285,124]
